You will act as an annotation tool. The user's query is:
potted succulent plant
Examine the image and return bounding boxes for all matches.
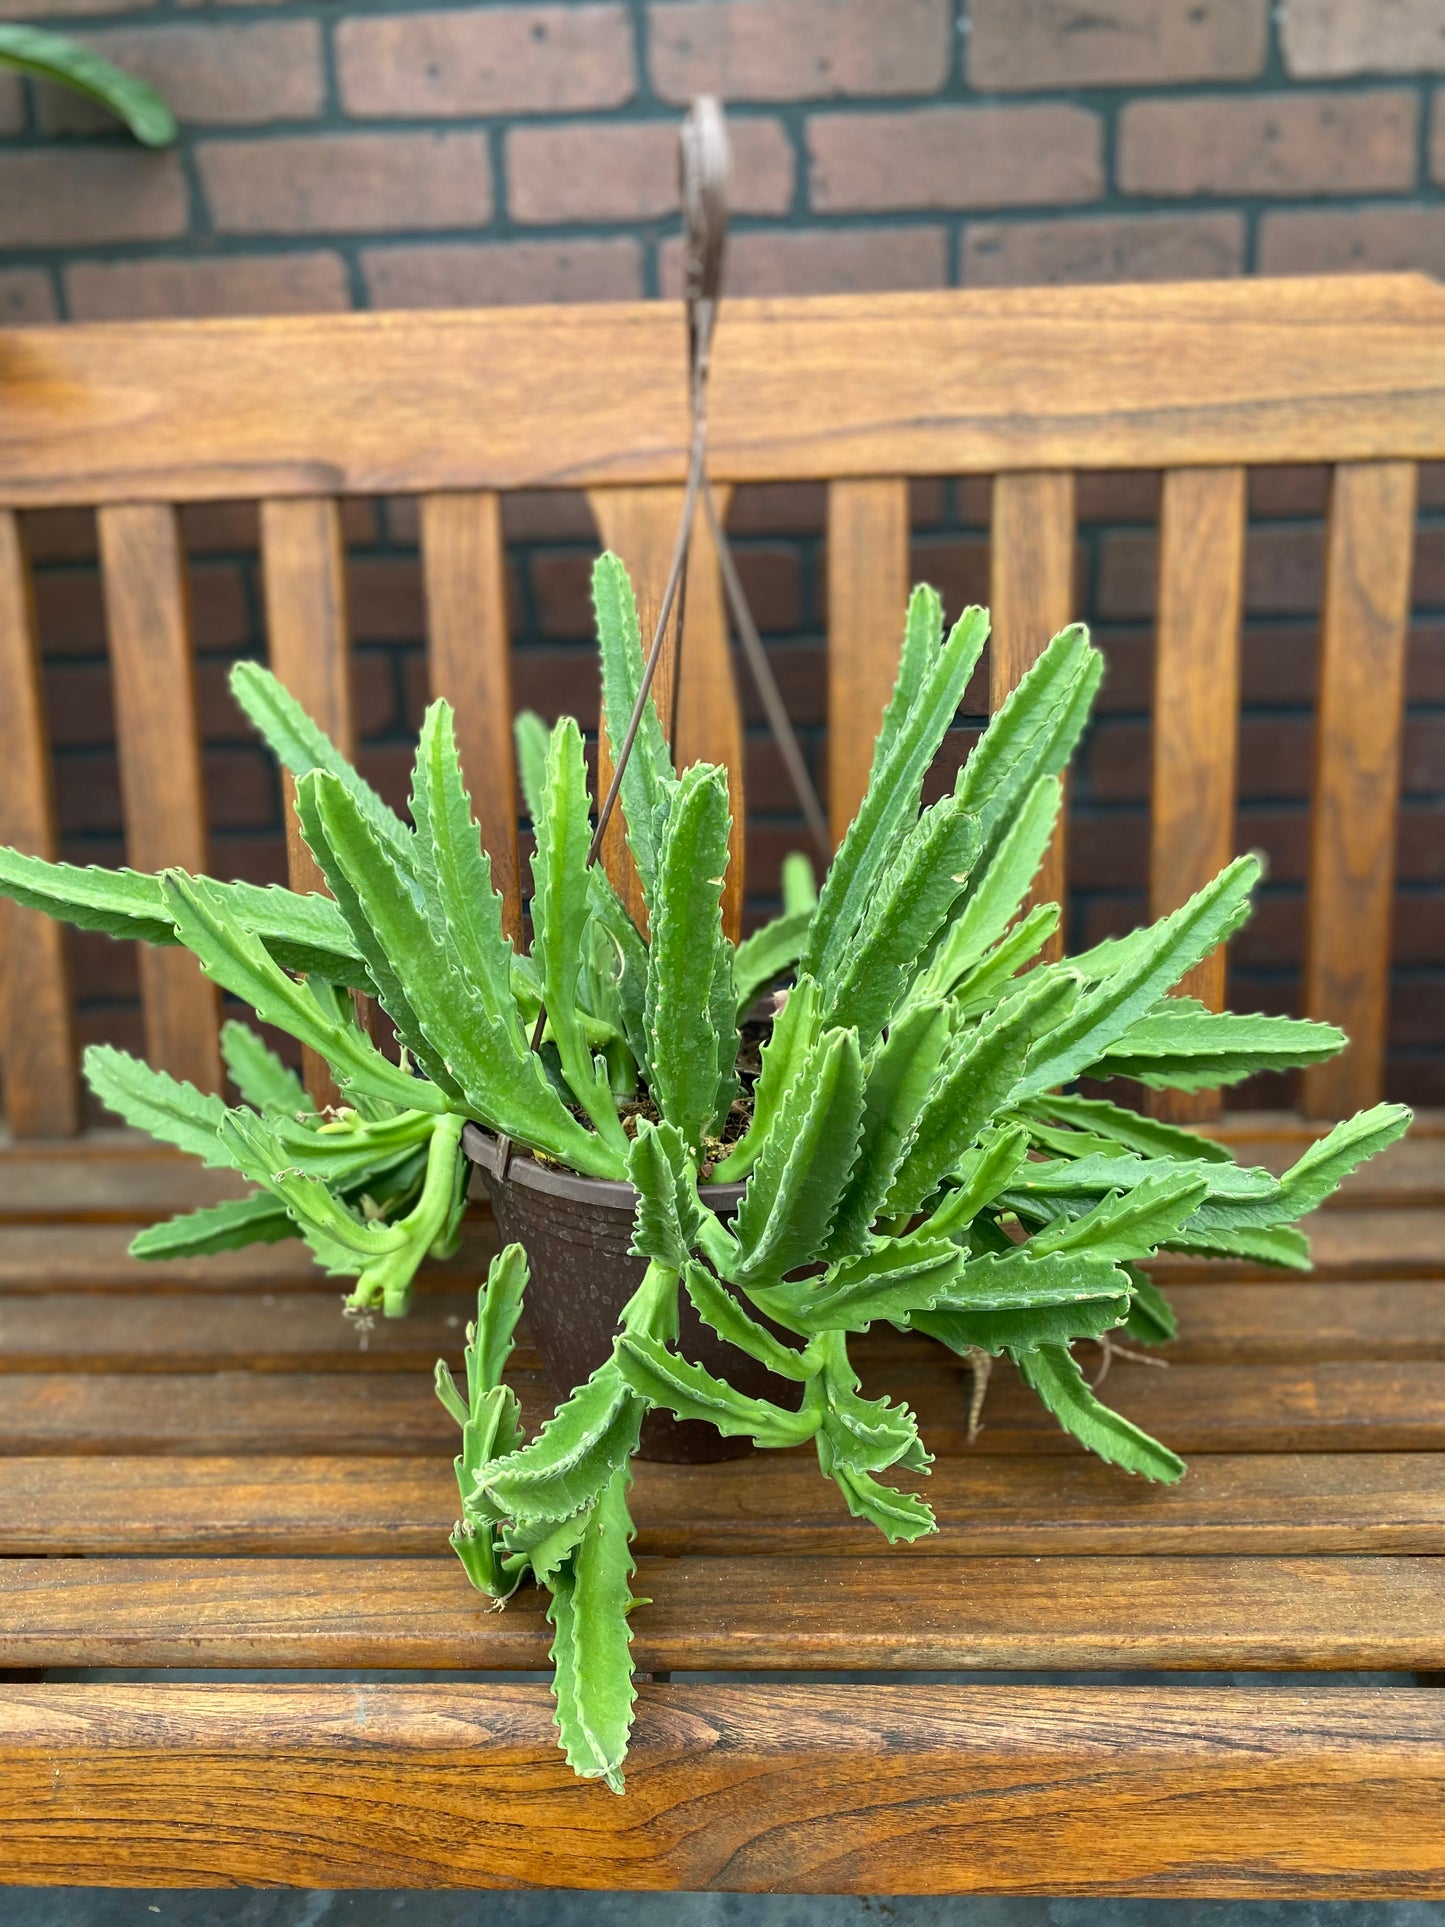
[0,554,1408,1792]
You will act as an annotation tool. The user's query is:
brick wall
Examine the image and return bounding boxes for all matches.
[3,0,1444,1107]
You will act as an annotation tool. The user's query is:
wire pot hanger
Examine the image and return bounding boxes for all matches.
[499,99,829,1174]
[590,95,830,872]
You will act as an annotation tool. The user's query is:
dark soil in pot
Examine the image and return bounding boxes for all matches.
[464,1123,800,1463]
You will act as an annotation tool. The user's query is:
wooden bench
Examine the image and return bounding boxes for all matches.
[0,276,1442,1895]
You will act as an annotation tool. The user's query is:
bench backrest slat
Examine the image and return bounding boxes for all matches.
[588,483,745,939]
[0,511,77,1136]
[4,282,1444,506]
[1302,461,1419,1118]
[989,471,1075,965]
[259,496,353,1107]
[419,492,521,943]
[1149,467,1248,1125]
[1,279,1436,1133]
[825,478,910,846]
[672,486,745,946]
[98,503,221,1096]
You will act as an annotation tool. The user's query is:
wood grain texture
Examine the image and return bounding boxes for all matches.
[260,496,352,1108]
[1217,1121,1445,1200]
[2,1451,1441,1560]
[420,491,521,940]
[1149,466,1246,1125]
[97,504,220,1095]
[990,471,1075,961]
[826,478,909,843]
[0,1200,1432,1293]
[1,1356,1442,1459]
[4,279,1445,508]
[0,510,78,1137]
[0,1291,478,1373]
[0,1149,247,1224]
[1146,1205,1445,1281]
[0,1119,1437,1212]
[1302,461,1417,1119]
[2,1555,1440,1673]
[0,1219,499,1291]
[0,1280,1439,1376]
[588,484,745,938]
[0,1682,1441,1893]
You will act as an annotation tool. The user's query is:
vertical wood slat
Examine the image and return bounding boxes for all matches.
[1149,467,1247,1125]
[587,485,744,940]
[260,498,353,1109]
[98,504,222,1096]
[420,493,521,942]
[826,478,910,847]
[0,512,80,1136]
[1302,461,1417,1119]
[990,472,1076,963]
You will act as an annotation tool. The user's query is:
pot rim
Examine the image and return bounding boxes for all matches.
[462,1121,747,1209]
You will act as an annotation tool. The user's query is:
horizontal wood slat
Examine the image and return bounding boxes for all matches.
[1147,1206,1445,1281]
[0,510,78,1138]
[0,1220,498,1290]
[0,1152,247,1224]
[0,1205,1399,1295]
[0,1282,1440,1374]
[98,503,221,1095]
[0,1292,478,1372]
[2,1452,1439,1560]
[2,1121,1439,1216]
[0,1356,1441,1458]
[0,1683,1441,1893]
[1302,460,1418,1119]
[2,1555,1440,1674]
[4,279,1445,507]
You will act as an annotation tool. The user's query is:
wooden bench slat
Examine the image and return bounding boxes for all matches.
[1302,460,1418,1120]
[673,485,743,940]
[1,1357,1441,1457]
[3,1554,1440,1674]
[260,495,354,1108]
[98,503,221,1094]
[6,278,1445,507]
[1146,1205,1445,1280]
[10,1191,1426,1276]
[3,1123,1440,1216]
[0,1291,478,1372]
[826,477,909,845]
[0,511,79,1139]
[871,1281,1445,1366]
[419,490,522,940]
[989,471,1074,962]
[1,1452,1438,1559]
[1210,1125,1445,1202]
[0,1219,499,1289]
[1,1281,1440,1374]
[891,1355,1445,1456]
[587,484,745,938]
[1149,466,1247,1127]
[0,1158,247,1223]
[0,1681,1441,1893]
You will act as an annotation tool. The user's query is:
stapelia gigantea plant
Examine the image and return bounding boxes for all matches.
[0,554,1409,1790]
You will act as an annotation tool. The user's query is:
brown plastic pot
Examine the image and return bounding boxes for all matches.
[464,1123,797,1463]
